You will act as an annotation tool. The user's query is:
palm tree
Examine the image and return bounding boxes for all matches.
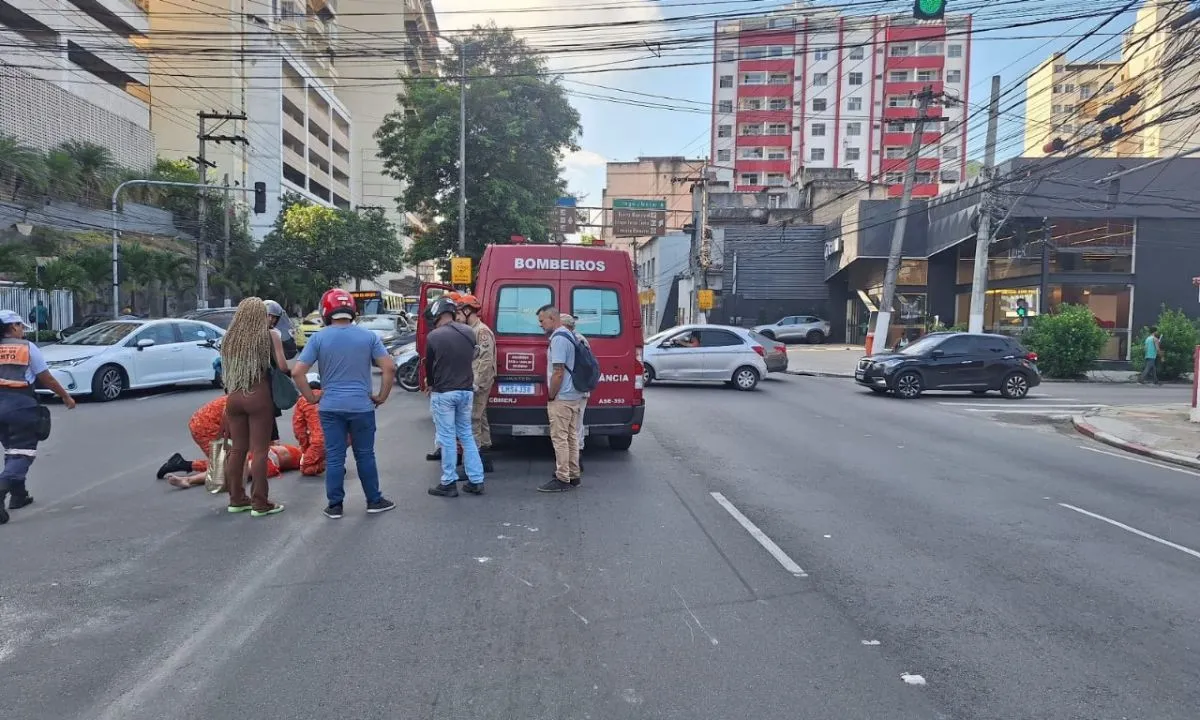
[150,250,193,315]
[57,141,114,205]
[41,149,81,202]
[119,243,156,313]
[69,246,115,312]
[0,134,46,202]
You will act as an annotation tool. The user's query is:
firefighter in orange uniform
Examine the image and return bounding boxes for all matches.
[292,388,326,476]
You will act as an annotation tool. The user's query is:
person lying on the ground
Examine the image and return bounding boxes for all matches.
[163,444,300,489]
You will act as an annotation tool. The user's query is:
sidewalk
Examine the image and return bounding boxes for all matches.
[786,346,1149,383]
[1073,404,1200,470]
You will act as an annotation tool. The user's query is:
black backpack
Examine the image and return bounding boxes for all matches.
[556,330,600,393]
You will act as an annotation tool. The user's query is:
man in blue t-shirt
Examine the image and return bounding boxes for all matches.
[293,289,396,519]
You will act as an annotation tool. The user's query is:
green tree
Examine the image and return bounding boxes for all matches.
[1132,306,1199,381]
[57,141,115,204]
[1024,304,1109,378]
[375,24,581,266]
[69,246,115,307]
[340,206,404,288]
[0,134,46,202]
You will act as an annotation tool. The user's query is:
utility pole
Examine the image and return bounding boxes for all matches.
[458,43,467,255]
[870,85,937,353]
[675,170,711,324]
[222,173,232,308]
[968,76,1002,334]
[190,111,247,310]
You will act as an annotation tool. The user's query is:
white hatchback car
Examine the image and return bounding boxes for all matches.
[642,324,769,391]
[39,318,224,401]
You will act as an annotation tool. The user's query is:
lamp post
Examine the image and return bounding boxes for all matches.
[435,34,475,255]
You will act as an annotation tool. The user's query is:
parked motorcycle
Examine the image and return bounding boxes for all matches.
[392,341,419,391]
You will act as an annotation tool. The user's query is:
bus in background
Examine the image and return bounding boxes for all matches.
[417,244,645,451]
[349,289,406,316]
[403,296,420,317]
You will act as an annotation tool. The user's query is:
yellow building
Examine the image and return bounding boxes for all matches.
[1024,0,1200,158]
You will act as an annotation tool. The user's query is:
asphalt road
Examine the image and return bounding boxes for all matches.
[3,375,1199,719]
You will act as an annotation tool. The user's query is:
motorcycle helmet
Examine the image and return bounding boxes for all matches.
[320,289,357,325]
[265,299,284,318]
[425,296,458,323]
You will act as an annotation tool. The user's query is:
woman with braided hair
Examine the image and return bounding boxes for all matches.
[221,297,287,517]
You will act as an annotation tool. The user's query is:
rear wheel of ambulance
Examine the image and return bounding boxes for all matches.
[608,434,633,451]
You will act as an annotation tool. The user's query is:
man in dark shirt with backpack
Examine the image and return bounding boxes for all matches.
[424,296,486,497]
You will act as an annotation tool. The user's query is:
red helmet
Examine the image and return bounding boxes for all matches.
[320,289,357,324]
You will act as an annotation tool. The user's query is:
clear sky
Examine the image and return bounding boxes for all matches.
[431,0,1137,208]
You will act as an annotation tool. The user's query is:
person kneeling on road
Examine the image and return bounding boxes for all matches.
[158,393,292,490]
[292,384,327,476]
[0,310,75,525]
[425,296,485,497]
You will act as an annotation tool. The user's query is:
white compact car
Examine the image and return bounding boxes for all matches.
[39,318,225,401]
[642,324,769,391]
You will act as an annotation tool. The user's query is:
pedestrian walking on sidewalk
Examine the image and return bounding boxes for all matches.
[537,305,585,492]
[0,309,74,525]
[1141,327,1162,385]
[220,298,288,517]
[293,289,396,519]
[425,296,485,497]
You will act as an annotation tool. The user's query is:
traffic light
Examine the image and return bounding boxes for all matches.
[913,0,945,21]
[1042,137,1066,154]
[1015,298,1028,318]
[1094,92,1140,123]
[253,181,266,214]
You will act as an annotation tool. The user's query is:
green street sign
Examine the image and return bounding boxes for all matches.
[613,198,666,210]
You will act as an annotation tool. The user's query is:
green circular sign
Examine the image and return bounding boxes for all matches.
[918,0,944,13]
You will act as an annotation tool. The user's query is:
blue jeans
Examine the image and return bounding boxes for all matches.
[318,410,382,505]
[431,390,484,486]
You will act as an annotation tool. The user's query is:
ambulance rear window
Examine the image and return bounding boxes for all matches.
[572,288,621,337]
[496,286,553,335]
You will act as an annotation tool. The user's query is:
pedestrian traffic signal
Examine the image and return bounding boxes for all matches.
[913,0,945,21]
[1016,298,1029,318]
[253,182,266,214]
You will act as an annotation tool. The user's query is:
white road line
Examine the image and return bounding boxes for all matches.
[962,408,1101,414]
[944,403,1104,409]
[710,492,807,578]
[1058,502,1200,561]
[1076,445,1200,478]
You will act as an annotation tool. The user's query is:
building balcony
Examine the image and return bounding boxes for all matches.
[737,59,794,73]
[885,81,943,96]
[284,145,307,174]
[736,84,794,98]
[735,185,768,192]
[283,112,306,142]
[736,132,790,146]
[735,159,791,174]
[881,157,940,173]
[737,30,795,47]
[735,109,792,124]
[882,131,940,145]
[884,25,946,42]
[884,55,945,70]
[882,104,944,121]
[887,183,940,198]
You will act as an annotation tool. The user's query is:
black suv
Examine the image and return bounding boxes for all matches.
[854,331,1041,399]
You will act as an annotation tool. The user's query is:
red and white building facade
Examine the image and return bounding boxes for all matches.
[710,11,972,199]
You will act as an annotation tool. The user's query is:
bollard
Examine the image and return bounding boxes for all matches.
[1191,346,1200,423]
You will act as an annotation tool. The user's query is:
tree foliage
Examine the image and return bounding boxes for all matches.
[1024,304,1110,378]
[257,194,404,308]
[1131,306,1199,381]
[376,24,581,266]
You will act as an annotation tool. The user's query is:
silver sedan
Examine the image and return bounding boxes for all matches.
[642,324,770,391]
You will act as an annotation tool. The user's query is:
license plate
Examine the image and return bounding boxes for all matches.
[512,425,548,436]
[855,370,865,379]
[498,383,536,396]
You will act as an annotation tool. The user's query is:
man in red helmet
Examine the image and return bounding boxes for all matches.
[293,288,396,519]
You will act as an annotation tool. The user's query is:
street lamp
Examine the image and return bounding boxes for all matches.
[435,34,476,255]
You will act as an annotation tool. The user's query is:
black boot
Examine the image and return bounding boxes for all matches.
[426,448,442,462]
[8,483,32,510]
[0,489,9,525]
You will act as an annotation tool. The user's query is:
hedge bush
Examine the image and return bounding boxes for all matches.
[1131,306,1198,381]
[1024,304,1109,378]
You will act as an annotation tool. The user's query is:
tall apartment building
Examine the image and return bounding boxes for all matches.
[1024,0,1200,158]
[711,10,972,200]
[601,156,702,255]
[148,0,355,238]
[0,0,154,167]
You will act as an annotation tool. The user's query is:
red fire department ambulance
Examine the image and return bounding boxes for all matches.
[417,244,645,450]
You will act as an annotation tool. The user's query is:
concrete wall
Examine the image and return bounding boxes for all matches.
[720,225,829,325]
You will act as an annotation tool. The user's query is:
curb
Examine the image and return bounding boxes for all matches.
[1071,415,1200,470]
[788,370,855,379]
